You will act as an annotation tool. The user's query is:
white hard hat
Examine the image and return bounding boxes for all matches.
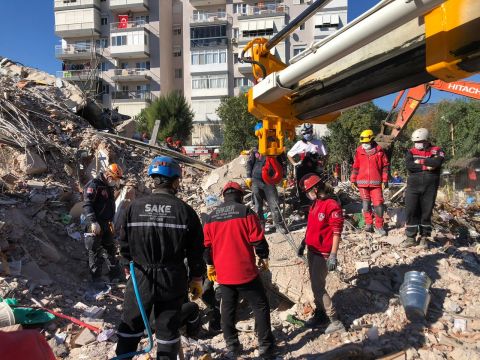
[411,128,429,142]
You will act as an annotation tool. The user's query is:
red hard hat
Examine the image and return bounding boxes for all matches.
[222,181,244,195]
[166,137,173,142]
[299,173,323,192]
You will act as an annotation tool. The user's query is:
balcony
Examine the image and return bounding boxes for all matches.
[56,69,100,81]
[190,37,228,48]
[54,0,100,11]
[190,12,231,25]
[55,44,100,60]
[237,61,252,73]
[111,68,151,82]
[238,3,289,19]
[111,90,156,102]
[190,0,226,6]
[110,25,150,58]
[110,20,146,31]
[110,0,149,12]
[54,8,101,37]
[191,62,228,74]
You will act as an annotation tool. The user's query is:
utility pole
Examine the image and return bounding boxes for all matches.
[450,121,455,157]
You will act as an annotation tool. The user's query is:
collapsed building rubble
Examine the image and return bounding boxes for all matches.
[0,59,479,359]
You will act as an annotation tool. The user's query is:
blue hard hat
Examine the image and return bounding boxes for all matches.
[147,156,182,178]
[254,122,263,132]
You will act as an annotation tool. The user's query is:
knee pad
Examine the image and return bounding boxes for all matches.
[374,205,384,217]
[362,200,371,212]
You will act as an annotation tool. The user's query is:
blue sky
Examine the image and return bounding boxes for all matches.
[0,0,477,109]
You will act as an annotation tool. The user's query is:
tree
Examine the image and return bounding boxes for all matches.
[217,95,258,161]
[323,102,387,165]
[136,90,194,143]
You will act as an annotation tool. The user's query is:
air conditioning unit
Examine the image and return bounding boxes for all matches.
[231,37,238,44]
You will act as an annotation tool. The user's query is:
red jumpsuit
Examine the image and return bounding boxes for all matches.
[350,143,389,228]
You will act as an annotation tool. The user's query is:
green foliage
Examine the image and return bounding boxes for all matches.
[323,102,387,165]
[431,99,480,164]
[217,95,258,161]
[135,90,194,142]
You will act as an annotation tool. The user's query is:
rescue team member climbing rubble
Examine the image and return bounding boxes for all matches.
[297,173,346,334]
[203,181,277,359]
[350,129,389,236]
[115,156,205,360]
[404,128,444,248]
[82,163,124,289]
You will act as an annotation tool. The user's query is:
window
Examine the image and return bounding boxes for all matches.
[233,28,239,38]
[234,77,253,87]
[111,35,127,46]
[234,4,247,14]
[293,47,305,56]
[121,85,129,92]
[191,49,227,65]
[173,25,182,36]
[101,17,108,25]
[120,62,128,69]
[102,84,109,94]
[173,47,182,57]
[192,75,228,89]
[134,15,149,24]
[136,61,150,70]
[190,25,228,47]
[175,68,183,79]
[98,62,108,71]
[96,38,108,48]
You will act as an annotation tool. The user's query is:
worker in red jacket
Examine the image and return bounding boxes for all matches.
[203,181,276,359]
[297,173,345,334]
[350,129,389,235]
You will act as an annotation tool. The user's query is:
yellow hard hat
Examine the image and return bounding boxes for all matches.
[106,163,124,180]
[360,129,374,143]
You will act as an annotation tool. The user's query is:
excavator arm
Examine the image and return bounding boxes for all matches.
[375,79,480,150]
[243,0,480,184]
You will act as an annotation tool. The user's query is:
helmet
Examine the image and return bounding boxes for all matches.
[360,129,374,143]
[147,156,181,178]
[299,173,323,192]
[222,181,245,195]
[175,140,182,146]
[166,137,173,143]
[411,128,429,142]
[301,123,313,135]
[105,163,124,180]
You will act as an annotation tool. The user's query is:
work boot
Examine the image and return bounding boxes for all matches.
[402,237,417,248]
[374,227,387,236]
[259,344,279,360]
[305,310,329,328]
[364,224,374,233]
[324,318,346,334]
[226,343,242,358]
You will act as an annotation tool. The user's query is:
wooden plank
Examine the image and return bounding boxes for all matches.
[96,132,215,172]
[149,120,161,146]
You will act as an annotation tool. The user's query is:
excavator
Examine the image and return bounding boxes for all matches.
[240,0,480,184]
[376,79,480,150]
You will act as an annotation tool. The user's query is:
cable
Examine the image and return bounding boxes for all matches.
[110,261,153,360]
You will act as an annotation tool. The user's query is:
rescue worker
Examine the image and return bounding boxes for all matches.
[246,124,288,233]
[116,156,205,360]
[404,128,444,248]
[287,123,328,205]
[165,136,175,150]
[203,182,277,359]
[297,174,346,334]
[82,163,124,288]
[350,129,389,235]
[391,171,404,184]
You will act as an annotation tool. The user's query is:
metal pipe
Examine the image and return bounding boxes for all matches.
[265,0,332,51]
[277,0,445,89]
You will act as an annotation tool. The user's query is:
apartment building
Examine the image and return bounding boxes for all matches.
[54,0,347,145]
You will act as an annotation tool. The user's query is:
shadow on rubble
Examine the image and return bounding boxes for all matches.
[284,250,479,359]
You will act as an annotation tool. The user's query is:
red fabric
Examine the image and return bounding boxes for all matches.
[359,187,384,227]
[118,15,129,28]
[350,144,389,187]
[0,330,56,360]
[468,168,477,181]
[204,208,264,285]
[409,146,445,171]
[305,198,344,256]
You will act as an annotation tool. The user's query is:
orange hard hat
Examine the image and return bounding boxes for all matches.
[299,173,323,192]
[106,163,124,180]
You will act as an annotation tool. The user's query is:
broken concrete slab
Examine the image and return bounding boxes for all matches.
[74,328,96,346]
[18,150,47,175]
[21,260,52,286]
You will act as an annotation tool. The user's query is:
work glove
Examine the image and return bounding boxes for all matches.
[327,253,337,272]
[189,277,203,301]
[90,222,101,235]
[282,179,288,189]
[297,240,306,257]
[245,178,252,189]
[351,182,358,191]
[207,265,217,282]
[257,258,269,272]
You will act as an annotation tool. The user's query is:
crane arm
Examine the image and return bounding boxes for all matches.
[430,79,480,100]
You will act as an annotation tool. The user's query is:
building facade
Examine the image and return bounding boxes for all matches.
[54,0,347,145]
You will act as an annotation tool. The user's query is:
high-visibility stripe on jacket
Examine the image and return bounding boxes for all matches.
[350,143,389,188]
